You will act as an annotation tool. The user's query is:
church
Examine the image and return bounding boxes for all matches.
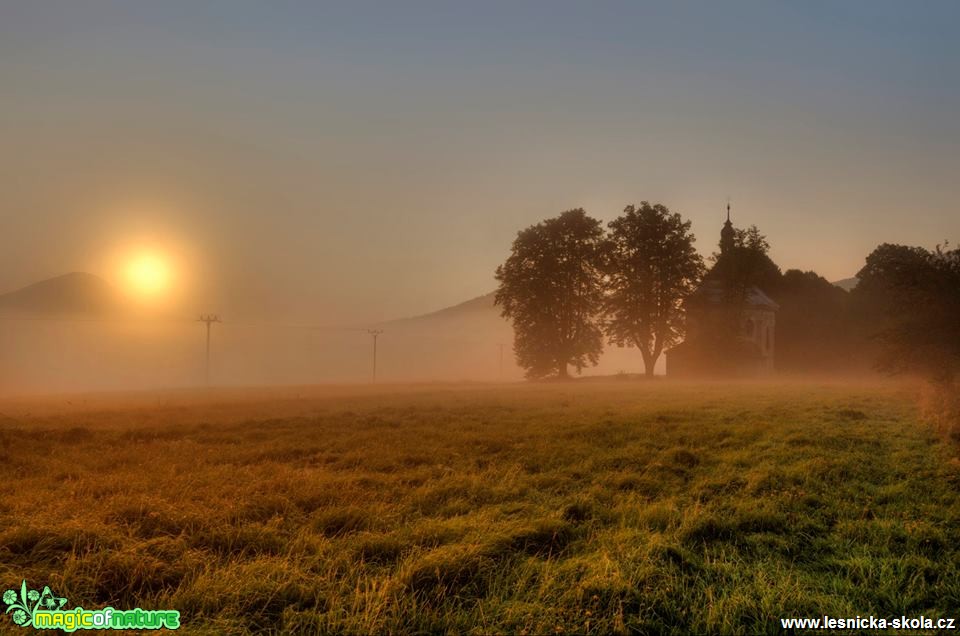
[665,206,779,376]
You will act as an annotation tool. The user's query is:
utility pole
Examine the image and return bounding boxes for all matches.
[498,343,506,381]
[199,314,221,386]
[367,329,383,383]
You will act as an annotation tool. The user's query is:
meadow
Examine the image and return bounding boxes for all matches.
[1,380,958,634]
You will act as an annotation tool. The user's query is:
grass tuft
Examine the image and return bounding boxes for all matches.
[312,507,375,537]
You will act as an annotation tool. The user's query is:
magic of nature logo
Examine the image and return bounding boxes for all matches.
[3,580,180,631]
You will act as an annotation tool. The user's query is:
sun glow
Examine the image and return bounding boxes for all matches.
[124,251,173,300]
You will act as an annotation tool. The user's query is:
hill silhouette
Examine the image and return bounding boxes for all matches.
[385,292,499,327]
[0,272,122,316]
[832,277,859,291]
[376,291,655,379]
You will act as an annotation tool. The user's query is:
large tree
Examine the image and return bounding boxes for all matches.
[495,209,606,379]
[772,269,868,373]
[603,202,704,376]
[855,243,960,383]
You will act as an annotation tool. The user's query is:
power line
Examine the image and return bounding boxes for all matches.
[0,315,197,326]
[215,321,371,332]
[0,314,377,332]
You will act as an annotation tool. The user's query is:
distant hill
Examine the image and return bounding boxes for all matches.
[377,290,655,378]
[385,292,498,327]
[832,277,859,291]
[0,272,122,316]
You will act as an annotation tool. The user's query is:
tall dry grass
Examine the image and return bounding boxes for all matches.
[0,380,957,634]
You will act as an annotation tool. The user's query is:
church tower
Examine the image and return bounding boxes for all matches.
[665,200,779,376]
[720,202,735,254]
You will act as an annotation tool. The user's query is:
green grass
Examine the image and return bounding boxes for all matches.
[1,380,958,634]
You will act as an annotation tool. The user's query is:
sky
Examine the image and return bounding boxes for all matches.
[1,1,958,323]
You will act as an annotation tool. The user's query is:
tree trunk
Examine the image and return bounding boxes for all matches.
[646,337,663,377]
[557,363,569,379]
[640,345,658,377]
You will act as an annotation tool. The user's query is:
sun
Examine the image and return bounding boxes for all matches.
[124,251,172,300]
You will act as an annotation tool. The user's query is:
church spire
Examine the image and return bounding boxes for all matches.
[720,200,735,255]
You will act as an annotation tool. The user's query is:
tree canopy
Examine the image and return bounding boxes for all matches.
[772,269,867,373]
[855,243,960,382]
[604,202,704,375]
[707,225,782,297]
[494,209,606,379]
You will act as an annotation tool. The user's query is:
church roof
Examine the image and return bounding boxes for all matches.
[687,279,780,311]
[743,286,779,310]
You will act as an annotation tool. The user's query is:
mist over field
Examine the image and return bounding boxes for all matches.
[0,292,662,394]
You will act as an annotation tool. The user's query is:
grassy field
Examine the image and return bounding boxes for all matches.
[1,380,958,634]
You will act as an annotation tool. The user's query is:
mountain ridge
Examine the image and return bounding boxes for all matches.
[390,274,860,325]
[0,272,122,316]
[832,277,858,291]
[384,292,497,325]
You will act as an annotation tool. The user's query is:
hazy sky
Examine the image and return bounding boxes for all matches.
[2,1,958,322]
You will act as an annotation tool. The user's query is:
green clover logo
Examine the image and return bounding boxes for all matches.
[3,580,68,628]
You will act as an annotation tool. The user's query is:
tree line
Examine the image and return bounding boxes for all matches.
[494,204,960,386]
